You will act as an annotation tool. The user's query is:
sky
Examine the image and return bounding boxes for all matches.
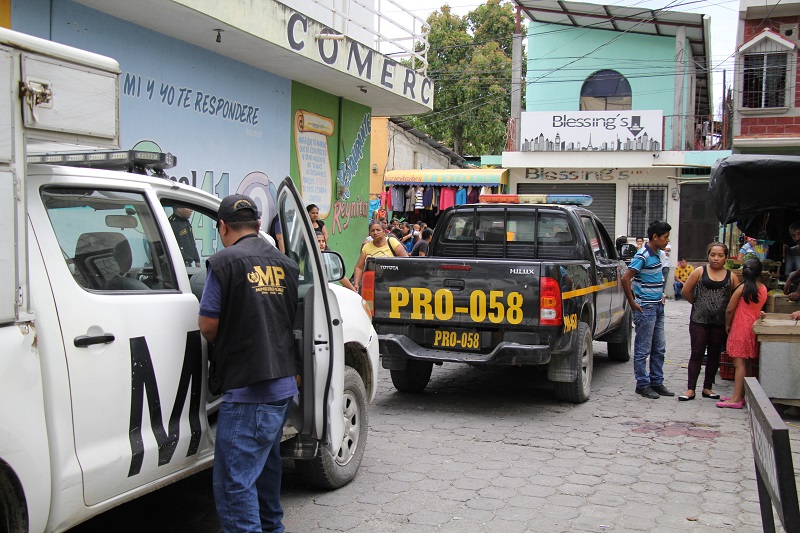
[381,0,741,118]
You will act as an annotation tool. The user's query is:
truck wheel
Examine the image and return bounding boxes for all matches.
[0,466,26,533]
[607,308,632,362]
[390,360,433,393]
[295,367,368,489]
[554,322,593,403]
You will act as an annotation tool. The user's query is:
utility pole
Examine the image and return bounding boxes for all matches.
[510,6,522,151]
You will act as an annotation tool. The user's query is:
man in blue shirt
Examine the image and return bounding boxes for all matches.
[621,221,674,399]
[739,235,757,257]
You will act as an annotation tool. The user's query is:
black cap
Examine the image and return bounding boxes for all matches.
[218,194,261,222]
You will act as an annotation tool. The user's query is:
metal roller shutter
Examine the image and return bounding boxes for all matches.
[517,182,617,235]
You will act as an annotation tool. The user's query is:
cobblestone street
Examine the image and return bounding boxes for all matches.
[72,299,800,532]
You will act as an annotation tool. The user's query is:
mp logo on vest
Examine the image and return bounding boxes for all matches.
[247,265,286,294]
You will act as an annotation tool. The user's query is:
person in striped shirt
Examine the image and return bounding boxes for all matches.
[622,220,674,400]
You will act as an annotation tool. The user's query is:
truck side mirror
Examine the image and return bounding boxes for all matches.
[322,250,345,282]
[620,243,637,259]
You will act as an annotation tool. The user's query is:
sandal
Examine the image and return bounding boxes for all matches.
[678,392,696,401]
[702,390,720,399]
[716,400,744,409]
[720,396,745,404]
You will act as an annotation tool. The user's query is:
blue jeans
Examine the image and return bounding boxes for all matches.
[213,398,292,533]
[673,281,684,300]
[633,302,666,389]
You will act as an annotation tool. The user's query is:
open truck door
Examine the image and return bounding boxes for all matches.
[277,177,345,462]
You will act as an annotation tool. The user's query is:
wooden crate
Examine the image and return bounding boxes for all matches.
[766,293,800,314]
[720,351,734,380]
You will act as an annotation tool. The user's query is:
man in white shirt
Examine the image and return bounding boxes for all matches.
[660,243,671,292]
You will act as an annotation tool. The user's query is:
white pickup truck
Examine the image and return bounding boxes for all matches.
[0,28,379,533]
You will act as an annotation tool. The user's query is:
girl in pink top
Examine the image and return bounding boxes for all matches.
[718,258,767,409]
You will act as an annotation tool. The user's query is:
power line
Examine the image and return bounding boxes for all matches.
[404,0,742,131]
[425,0,723,54]
[418,9,669,121]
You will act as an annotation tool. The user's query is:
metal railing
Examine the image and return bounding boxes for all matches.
[288,0,429,74]
[662,114,726,151]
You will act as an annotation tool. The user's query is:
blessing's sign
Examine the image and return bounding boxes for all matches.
[520,110,663,152]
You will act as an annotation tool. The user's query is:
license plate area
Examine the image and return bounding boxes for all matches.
[431,328,484,351]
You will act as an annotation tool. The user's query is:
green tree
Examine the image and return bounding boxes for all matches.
[405,0,525,156]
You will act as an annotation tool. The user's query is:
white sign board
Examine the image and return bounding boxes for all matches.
[520,110,663,152]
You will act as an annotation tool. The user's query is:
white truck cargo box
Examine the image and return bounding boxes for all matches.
[0,27,120,324]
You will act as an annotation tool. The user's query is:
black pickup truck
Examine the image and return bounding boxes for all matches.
[362,201,634,403]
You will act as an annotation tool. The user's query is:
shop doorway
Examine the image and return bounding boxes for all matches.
[678,183,720,261]
[517,182,616,234]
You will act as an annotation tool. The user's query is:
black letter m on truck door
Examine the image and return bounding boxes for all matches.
[128,331,203,476]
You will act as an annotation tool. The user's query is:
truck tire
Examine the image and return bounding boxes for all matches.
[607,308,632,362]
[0,466,26,533]
[390,360,433,393]
[554,322,593,403]
[295,366,368,489]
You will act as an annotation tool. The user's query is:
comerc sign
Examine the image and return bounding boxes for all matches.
[283,8,432,108]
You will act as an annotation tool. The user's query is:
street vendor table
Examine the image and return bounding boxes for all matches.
[753,314,800,406]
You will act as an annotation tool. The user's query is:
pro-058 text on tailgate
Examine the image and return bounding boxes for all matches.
[386,287,525,325]
[370,259,539,328]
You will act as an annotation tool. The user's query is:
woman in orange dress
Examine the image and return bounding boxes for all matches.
[718,258,767,409]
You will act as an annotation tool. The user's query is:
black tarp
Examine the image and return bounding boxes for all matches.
[709,154,800,238]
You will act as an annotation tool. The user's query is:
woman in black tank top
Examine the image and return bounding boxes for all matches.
[677,242,739,401]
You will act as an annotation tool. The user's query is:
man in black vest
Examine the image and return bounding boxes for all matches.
[198,194,299,533]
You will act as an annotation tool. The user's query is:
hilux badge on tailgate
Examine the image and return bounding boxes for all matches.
[509,268,536,274]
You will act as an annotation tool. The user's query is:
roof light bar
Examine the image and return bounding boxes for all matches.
[479,194,593,206]
[27,150,177,173]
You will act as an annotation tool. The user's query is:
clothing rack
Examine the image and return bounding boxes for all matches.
[378,184,504,224]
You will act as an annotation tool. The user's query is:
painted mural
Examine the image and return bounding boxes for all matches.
[291,83,371,266]
[295,110,335,218]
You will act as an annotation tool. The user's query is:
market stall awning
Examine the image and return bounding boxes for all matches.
[710,155,800,224]
[384,168,508,185]
[709,154,800,238]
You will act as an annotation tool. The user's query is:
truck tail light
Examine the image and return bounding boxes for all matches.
[539,277,563,326]
[361,271,375,316]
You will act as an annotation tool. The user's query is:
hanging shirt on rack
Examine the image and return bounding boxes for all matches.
[392,186,405,213]
[439,187,456,211]
[455,186,467,205]
[423,186,435,209]
[405,186,416,212]
[415,187,424,210]
[380,188,389,211]
[466,186,480,204]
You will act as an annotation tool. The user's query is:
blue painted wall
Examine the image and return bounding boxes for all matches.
[10,0,50,38]
[14,0,291,214]
[526,23,686,117]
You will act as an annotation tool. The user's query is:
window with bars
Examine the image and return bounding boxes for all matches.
[628,186,666,239]
[743,52,788,108]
